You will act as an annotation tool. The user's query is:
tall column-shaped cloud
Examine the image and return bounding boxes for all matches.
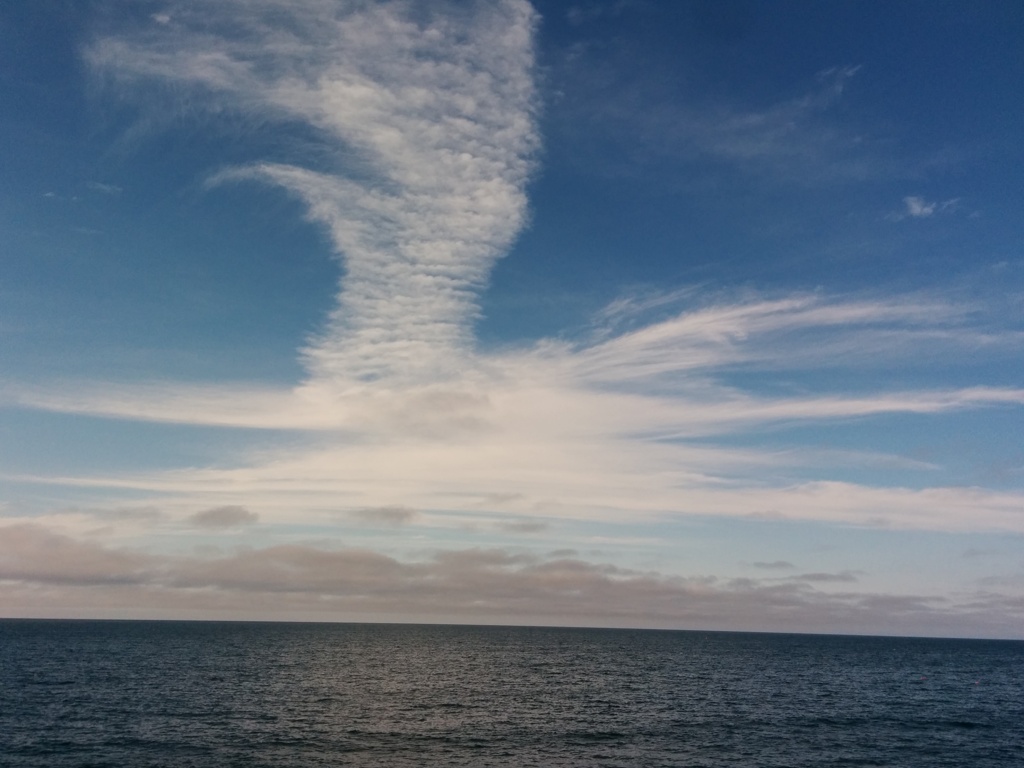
[90,0,539,385]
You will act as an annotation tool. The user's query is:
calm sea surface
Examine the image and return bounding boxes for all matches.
[2,620,1022,767]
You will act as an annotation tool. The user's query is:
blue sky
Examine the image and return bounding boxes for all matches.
[1,0,1023,637]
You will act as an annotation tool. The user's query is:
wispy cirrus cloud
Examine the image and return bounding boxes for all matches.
[10,292,1022,428]
[888,195,960,221]
[680,65,866,177]
[86,181,122,195]
[555,40,883,185]
[6,290,1024,533]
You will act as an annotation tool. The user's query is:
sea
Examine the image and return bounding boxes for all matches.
[2,620,1022,767]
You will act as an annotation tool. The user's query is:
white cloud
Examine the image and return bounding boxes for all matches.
[905,196,936,218]
[6,290,1024,533]
[89,0,539,387]
[9,292,1019,427]
[890,195,961,220]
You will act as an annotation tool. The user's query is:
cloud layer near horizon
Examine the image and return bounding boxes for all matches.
[3,522,1021,638]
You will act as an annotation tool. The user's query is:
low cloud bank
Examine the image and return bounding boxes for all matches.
[189,505,259,528]
[1,524,1020,639]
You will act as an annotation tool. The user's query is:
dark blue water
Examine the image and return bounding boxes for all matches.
[2,621,1022,767]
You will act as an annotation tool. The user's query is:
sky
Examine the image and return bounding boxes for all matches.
[1,0,1023,638]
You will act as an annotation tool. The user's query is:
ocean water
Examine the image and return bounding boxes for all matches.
[2,621,1022,767]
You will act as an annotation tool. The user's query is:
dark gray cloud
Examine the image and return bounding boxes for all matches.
[752,560,796,570]
[548,548,578,558]
[92,506,163,522]
[787,571,861,584]
[1,524,1021,638]
[189,505,259,528]
[350,505,418,526]
[497,520,549,533]
[0,524,156,586]
[962,548,1001,559]
[479,493,525,505]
